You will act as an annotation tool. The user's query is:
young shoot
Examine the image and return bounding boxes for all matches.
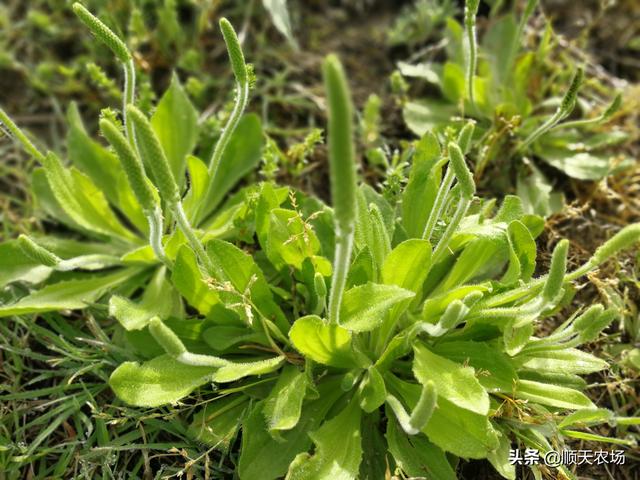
[464,0,480,111]
[431,142,475,263]
[99,117,171,267]
[127,104,215,275]
[0,108,46,163]
[323,54,358,325]
[518,68,584,151]
[197,18,250,223]
[72,3,136,144]
[553,93,622,131]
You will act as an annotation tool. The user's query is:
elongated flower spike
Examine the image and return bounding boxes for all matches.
[431,142,475,263]
[100,117,171,267]
[518,68,584,151]
[313,272,327,316]
[386,381,437,435]
[127,105,216,275]
[584,224,640,272]
[323,54,358,325]
[555,92,623,131]
[560,68,584,113]
[99,118,157,214]
[542,239,568,303]
[219,18,248,86]
[18,235,62,268]
[457,120,476,154]
[148,317,229,367]
[126,105,180,204]
[448,142,475,199]
[0,108,46,162]
[72,3,136,144]
[602,93,622,120]
[198,18,250,223]
[72,3,131,63]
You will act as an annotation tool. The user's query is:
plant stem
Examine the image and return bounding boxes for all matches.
[123,59,136,146]
[172,201,217,276]
[197,79,248,223]
[431,197,471,263]
[146,206,172,269]
[464,0,479,112]
[422,166,455,241]
[0,108,46,162]
[328,225,354,326]
[517,109,566,152]
[517,69,583,152]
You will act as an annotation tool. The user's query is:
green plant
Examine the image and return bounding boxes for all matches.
[2,5,640,480]
[103,55,639,479]
[0,4,262,320]
[399,0,634,216]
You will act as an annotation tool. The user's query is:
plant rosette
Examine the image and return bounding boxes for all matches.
[1,4,639,480]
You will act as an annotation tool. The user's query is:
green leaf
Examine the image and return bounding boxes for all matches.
[189,395,248,450]
[151,74,198,184]
[31,168,76,228]
[202,326,266,351]
[413,343,490,415]
[263,365,308,432]
[172,245,220,317]
[515,380,595,409]
[358,366,386,413]
[66,103,146,232]
[482,14,517,88]
[386,416,457,480]
[425,398,499,459]
[346,247,375,288]
[515,348,608,375]
[401,133,441,238]
[487,431,516,480]
[212,356,285,383]
[359,413,389,480]
[183,155,211,221]
[0,268,139,318]
[289,315,358,368]
[0,240,52,287]
[558,408,613,429]
[238,379,344,480]
[387,376,499,459]
[261,0,298,49]
[109,267,180,330]
[403,100,457,137]
[200,114,264,220]
[517,164,564,217]
[382,239,432,293]
[340,282,414,332]
[287,398,363,480]
[441,61,465,103]
[432,341,518,393]
[265,208,321,270]
[506,220,536,282]
[207,239,288,333]
[41,153,139,242]
[541,149,613,181]
[109,354,216,407]
[435,236,506,294]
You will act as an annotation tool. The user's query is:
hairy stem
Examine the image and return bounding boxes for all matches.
[328,226,355,325]
[123,59,136,145]
[0,108,46,162]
